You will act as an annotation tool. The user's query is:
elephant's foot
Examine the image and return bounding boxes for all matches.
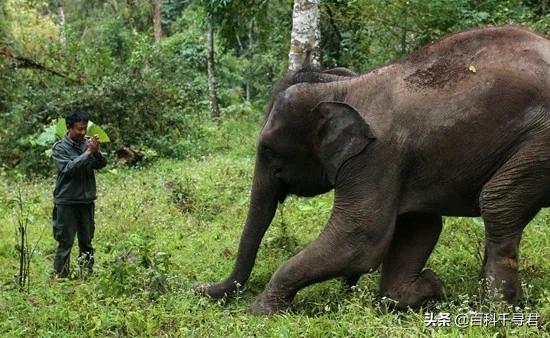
[482,278,519,305]
[479,239,522,305]
[481,264,520,305]
[381,269,446,309]
[250,291,292,315]
[193,280,241,299]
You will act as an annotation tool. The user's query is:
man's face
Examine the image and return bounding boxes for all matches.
[68,121,88,143]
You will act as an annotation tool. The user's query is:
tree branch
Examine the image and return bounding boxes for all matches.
[0,46,82,83]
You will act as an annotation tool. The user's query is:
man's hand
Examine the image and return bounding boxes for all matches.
[86,135,100,155]
[93,135,101,152]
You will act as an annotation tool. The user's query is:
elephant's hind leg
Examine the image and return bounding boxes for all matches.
[479,139,550,304]
[379,212,445,308]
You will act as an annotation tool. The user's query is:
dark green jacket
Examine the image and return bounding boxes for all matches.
[52,135,107,204]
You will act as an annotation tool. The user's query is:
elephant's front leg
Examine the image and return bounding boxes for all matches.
[251,198,398,315]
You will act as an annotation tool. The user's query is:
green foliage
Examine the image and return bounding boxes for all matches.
[87,123,110,143]
[0,0,549,193]
[320,0,550,71]
[0,0,293,175]
[34,123,57,147]
[36,118,110,147]
[100,233,173,299]
[2,0,543,175]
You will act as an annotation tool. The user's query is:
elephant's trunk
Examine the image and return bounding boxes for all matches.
[201,163,279,298]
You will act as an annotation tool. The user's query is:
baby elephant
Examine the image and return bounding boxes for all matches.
[197,26,550,315]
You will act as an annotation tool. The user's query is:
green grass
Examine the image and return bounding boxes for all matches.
[0,117,548,337]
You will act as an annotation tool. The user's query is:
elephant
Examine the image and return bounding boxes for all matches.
[196,26,550,315]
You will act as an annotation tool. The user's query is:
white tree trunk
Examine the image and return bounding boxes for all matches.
[58,0,66,46]
[288,0,320,72]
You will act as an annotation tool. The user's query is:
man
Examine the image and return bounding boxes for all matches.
[51,111,107,278]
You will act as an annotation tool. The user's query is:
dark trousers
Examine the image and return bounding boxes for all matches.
[52,203,95,277]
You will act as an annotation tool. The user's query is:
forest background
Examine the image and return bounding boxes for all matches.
[1,0,548,174]
[0,0,549,336]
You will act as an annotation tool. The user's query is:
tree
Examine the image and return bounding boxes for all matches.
[57,0,66,46]
[201,0,229,120]
[210,0,291,102]
[207,17,220,119]
[288,0,320,71]
[152,0,163,43]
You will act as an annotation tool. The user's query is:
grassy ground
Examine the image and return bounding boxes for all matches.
[0,116,548,337]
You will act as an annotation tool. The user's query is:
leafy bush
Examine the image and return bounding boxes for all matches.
[99,234,173,300]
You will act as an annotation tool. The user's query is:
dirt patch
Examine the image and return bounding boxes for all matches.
[404,57,469,90]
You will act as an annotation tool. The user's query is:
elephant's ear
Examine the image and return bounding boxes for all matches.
[313,101,375,185]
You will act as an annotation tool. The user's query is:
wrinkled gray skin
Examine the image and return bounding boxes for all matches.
[197,27,550,315]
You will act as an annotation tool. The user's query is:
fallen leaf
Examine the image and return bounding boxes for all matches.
[222,248,232,258]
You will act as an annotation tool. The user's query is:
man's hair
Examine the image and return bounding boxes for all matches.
[66,111,89,128]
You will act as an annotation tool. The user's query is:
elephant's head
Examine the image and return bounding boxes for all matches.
[198,69,374,298]
[259,88,375,196]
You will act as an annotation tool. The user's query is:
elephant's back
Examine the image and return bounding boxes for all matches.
[402,26,548,68]
[399,26,549,94]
